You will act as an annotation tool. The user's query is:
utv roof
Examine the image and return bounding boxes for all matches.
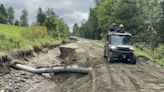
[107,32,132,36]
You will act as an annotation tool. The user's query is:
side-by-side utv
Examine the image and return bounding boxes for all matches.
[104,32,136,64]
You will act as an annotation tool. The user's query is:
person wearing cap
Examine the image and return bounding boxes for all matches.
[108,23,117,32]
[116,24,125,33]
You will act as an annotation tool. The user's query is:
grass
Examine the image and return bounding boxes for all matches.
[133,43,164,65]
[95,38,105,45]
[0,24,62,53]
[0,24,24,37]
[134,48,153,60]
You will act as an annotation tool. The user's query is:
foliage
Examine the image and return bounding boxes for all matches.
[45,16,57,30]
[7,6,15,24]
[153,45,164,64]
[21,27,48,40]
[0,4,7,23]
[37,8,70,39]
[0,24,61,52]
[74,0,147,40]
[134,42,164,65]
[73,0,163,45]
[0,4,69,54]
[73,8,101,39]
[15,20,20,26]
[73,23,80,36]
[0,4,69,40]
[36,7,46,26]
[20,9,28,26]
[158,0,164,43]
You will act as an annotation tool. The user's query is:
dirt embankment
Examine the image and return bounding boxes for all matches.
[0,43,62,74]
[1,37,164,92]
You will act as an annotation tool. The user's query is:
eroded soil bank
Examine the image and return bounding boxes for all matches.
[1,37,164,92]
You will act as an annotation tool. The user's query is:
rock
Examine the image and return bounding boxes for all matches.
[32,52,37,57]
[42,48,49,53]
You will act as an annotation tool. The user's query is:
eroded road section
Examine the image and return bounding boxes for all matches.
[1,37,164,92]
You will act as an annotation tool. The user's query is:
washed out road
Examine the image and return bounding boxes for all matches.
[1,37,164,92]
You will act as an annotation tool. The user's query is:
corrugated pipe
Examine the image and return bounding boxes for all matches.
[11,64,92,74]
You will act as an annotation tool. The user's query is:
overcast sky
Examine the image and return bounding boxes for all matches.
[0,0,95,31]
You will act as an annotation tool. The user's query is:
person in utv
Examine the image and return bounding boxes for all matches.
[116,24,125,33]
[108,23,117,32]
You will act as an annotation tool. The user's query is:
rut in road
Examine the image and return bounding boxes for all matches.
[89,56,164,92]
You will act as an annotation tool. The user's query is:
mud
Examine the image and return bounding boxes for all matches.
[1,37,164,92]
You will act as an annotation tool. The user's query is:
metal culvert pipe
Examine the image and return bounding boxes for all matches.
[12,64,92,74]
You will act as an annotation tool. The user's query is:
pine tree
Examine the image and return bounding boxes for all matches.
[0,4,7,23]
[36,7,46,25]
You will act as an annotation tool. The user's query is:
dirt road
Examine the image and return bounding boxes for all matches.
[1,37,164,92]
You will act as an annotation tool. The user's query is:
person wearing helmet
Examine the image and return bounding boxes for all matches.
[116,24,125,33]
[108,23,117,32]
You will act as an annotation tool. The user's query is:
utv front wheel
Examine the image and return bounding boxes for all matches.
[104,49,107,58]
[108,52,114,63]
[131,56,136,64]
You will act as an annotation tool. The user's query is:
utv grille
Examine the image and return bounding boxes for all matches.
[117,47,129,51]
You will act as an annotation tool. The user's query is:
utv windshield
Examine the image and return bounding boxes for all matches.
[110,35,132,45]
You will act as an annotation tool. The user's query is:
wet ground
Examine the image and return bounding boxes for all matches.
[0,38,164,92]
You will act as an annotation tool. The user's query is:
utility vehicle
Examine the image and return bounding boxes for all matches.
[104,32,136,64]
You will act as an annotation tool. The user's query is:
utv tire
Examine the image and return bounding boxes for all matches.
[104,49,107,58]
[131,56,136,64]
[108,52,114,63]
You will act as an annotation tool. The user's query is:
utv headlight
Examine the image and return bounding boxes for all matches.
[111,46,117,50]
[129,47,135,50]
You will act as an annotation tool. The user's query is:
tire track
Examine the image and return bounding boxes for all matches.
[91,63,114,92]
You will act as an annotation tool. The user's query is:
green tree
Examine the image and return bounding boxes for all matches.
[0,4,7,23]
[146,24,158,49]
[56,19,69,39]
[94,0,102,6]
[88,9,100,39]
[44,8,57,38]
[15,19,20,26]
[73,23,80,36]
[44,16,57,30]
[20,9,28,26]
[7,6,15,24]
[44,8,57,30]
[159,0,164,43]
[46,8,56,17]
[36,7,46,25]
[43,8,69,39]
[113,0,145,35]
